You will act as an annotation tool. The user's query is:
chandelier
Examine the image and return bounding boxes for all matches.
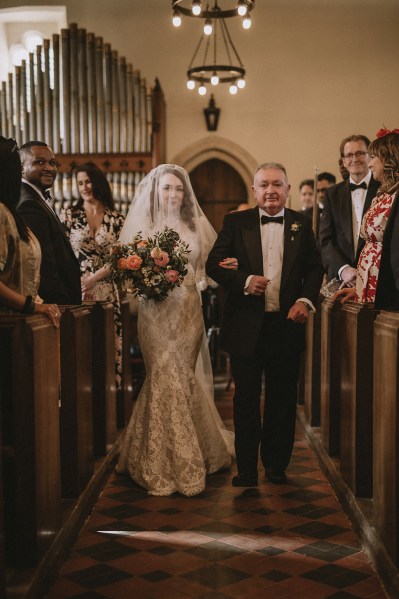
[171,1,255,95]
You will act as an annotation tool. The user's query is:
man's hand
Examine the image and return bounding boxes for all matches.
[333,287,356,304]
[340,266,357,287]
[246,275,270,296]
[287,301,309,324]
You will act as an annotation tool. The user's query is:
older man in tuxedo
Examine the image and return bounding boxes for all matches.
[319,134,379,284]
[206,162,323,487]
[17,141,81,304]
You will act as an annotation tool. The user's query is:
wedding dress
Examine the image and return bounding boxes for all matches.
[116,165,233,496]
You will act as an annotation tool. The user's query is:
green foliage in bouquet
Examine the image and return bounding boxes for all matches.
[109,227,190,301]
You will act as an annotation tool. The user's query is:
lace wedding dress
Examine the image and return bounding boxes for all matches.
[117,232,232,496]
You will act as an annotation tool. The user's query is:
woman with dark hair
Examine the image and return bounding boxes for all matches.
[335,129,399,305]
[116,164,233,496]
[60,162,125,389]
[0,136,60,325]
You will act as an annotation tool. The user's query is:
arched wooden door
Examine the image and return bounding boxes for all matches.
[189,158,248,233]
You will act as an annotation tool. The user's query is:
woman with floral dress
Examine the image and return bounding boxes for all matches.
[335,129,399,305]
[60,163,125,390]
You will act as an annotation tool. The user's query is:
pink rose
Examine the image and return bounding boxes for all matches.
[137,240,148,248]
[126,255,143,270]
[154,251,169,267]
[165,269,179,283]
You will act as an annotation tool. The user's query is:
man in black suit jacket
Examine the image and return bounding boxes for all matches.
[319,134,379,284]
[206,162,324,487]
[17,141,81,304]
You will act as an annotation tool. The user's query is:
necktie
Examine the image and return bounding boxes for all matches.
[349,182,367,191]
[261,215,284,224]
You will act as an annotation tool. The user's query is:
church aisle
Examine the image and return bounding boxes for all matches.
[47,388,388,599]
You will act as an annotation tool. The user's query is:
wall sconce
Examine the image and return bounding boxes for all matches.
[203,94,220,131]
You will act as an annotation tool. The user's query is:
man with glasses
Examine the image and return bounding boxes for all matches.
[319,134,379,285]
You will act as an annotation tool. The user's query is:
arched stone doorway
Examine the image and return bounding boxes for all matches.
[190,158,247,233]
[172,136,258,232]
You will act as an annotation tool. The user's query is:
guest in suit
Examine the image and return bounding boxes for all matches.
[319,134,379,285]
[0,136,60,326]
[335,129,399,308]
[316,171,336,208]
[17,141,81,304]
[206,162,324,487]
[299,179,314,215]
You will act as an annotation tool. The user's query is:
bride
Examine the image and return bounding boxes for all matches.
[116,164,234,496]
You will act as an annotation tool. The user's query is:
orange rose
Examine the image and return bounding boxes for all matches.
[117,258,129,269]
[126,255,143,270]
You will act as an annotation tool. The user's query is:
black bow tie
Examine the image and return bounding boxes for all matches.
[43,189,53,201]
[349,182,367,191]
[261,215,284,224]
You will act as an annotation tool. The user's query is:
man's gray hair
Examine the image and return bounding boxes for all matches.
[255,162,288,182]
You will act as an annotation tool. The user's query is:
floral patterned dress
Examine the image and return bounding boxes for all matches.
[60,206,125,390]
[355,192,395,303]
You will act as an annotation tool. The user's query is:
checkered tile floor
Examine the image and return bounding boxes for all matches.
[46,385,388,598]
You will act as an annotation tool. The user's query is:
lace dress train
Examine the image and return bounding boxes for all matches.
[117,277,231,496]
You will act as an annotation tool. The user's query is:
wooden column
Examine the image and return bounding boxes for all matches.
[118,298,134,428]
[320,298,343,456]
[59,306,93,498]
[373,311,399,565]
[0,314,61,566]
[89,302,117,456]
[339,303,376,497]
[303,295,323,427]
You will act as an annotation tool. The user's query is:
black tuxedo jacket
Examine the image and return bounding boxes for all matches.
[319,177,379,280]
[206,207,324,357]
[17,183,82,304]
[375,191,399,310]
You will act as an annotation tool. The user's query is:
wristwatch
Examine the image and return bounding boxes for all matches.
[300,300,311,311]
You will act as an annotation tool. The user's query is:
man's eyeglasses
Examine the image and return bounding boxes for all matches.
[343,151,368,161]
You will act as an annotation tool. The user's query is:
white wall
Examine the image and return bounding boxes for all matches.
[1,0,398,207]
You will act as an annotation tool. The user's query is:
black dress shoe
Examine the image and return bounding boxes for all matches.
[232,474,258,487]
[265,468,287,484]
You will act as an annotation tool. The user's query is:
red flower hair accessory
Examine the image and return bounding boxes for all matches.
[376,128,399,138]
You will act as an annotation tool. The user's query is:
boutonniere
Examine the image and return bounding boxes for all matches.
[290,222,301,241]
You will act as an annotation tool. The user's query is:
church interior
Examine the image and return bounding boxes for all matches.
[1,1,399,597]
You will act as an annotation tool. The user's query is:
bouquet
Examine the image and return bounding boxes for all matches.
[109,227,190,301]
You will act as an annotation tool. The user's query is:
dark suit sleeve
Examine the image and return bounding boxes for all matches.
[206,214,251,293]
[18,200,73,303]
[297,217,324,306]
[389,197,399,293]
[319,188,350,278]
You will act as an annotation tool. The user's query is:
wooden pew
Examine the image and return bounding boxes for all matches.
[59,305,93,498]
[0,405,5,597]
[0,314,61,567]
[339,303,376,497]
[320,298,343,456]
[373,311,399,566]
[303,296,323,426]
[88,302,117,456]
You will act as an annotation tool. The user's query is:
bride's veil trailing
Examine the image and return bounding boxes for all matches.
[120,164,234,456]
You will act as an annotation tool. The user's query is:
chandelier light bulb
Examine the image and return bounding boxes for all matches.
[211,72,219,86]
[237,1,248,16]
[229,83,238,95]
[237,77,246,89]
[242,15,252,29]
[192,1,202,16]
[187,79,195,90]
[198,84,207,95]
[204,18,213,35]
[172,10,182,27]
